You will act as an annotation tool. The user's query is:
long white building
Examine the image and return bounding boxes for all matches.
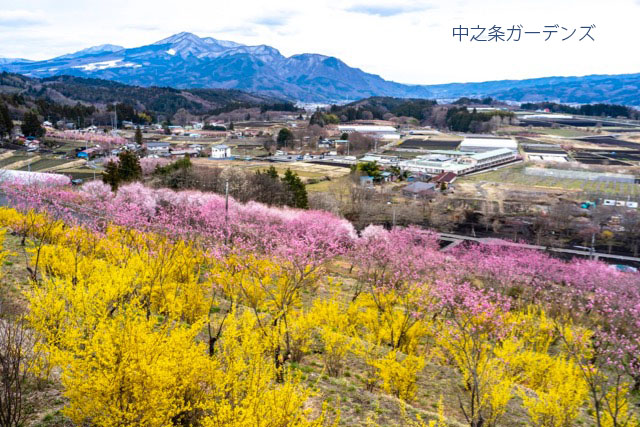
[338,125,399,140]
[338,125,397,133]
[399,148,517,176]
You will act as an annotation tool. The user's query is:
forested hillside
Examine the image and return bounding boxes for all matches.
[0,72,295,124]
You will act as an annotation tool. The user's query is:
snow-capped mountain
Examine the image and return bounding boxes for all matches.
[55,44,125,60]
[0,58,33,65]
[2,32,639,105]
[0,32,425,101]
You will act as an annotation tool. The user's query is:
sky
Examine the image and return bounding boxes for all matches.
[0,0,639,85]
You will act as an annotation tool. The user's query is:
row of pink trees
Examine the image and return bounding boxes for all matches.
[45,129,127,146]
[4,180,357,268]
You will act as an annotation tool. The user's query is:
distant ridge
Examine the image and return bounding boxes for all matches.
[1,32,638,105]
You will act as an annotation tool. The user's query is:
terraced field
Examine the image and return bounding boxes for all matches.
[17,158,74,172]
[0,154,30,168]
[398,138,462,150]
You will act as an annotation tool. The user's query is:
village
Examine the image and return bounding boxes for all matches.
[3,104,640,260]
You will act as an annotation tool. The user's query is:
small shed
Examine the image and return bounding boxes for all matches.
[431,172,458,188]
[360,176,374,187]
[402,182,437,199]
[433,172,458,185]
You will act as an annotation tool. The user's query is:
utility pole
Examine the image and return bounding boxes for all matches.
[387,201,396,228]
[392,205,396,227]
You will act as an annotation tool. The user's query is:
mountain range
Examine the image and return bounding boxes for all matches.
[1,32,639,106]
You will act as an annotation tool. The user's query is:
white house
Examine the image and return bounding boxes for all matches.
[145,141,170,154]
[210,144,231,159]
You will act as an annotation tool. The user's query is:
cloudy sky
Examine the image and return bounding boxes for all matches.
[0,0,638,85]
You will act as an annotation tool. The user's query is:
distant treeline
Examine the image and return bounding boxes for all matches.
[208,101,299,116]
[329,97,438,121]
[0,72,295,125]
[452,97,495,105]
[446,107,514,133]
[520,102,639,119]
[36,99,97,127]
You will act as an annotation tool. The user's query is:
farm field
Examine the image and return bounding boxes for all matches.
[0,153,30,168]
[577,136,640,149]
[398,138,462,150]
[305,174,351,194]
[512,126,598,137]
[461,164,640,197]
[192,158,351,181]
[45,138,95,155]
[572,151,634,166]
[16,157,75,172]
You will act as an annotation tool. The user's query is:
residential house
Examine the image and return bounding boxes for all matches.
[145,141,171,155]
[210,144,231,159]
[402,182,437,199]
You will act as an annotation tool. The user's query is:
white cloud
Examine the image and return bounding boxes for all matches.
[0,9,46,26]
[345,3,433,17]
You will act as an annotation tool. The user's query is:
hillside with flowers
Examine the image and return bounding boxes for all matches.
[0,178,639,426]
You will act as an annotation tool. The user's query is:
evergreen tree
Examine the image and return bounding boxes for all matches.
[0,102,13,139]
[277,128,294,148]
[309,111,326,127]
[358,161,382,180]
[282,169,308,209]
[118,150,142,183]
[228,121,234,131]
[102,160,121,191]
[21,111,44,138]
[102,150,142,191]
[265,166,279,180]
[134,126,143,145]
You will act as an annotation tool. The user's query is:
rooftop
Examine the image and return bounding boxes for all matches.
[468,148,515,160]
[459,137,518,149]
[403,182,436,193]
[433,172,458,183]
[338,125,397,133]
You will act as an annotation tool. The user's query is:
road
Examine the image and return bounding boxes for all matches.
[439,232,640,263]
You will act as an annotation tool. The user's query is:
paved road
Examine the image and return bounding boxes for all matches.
[439,232,640,263]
